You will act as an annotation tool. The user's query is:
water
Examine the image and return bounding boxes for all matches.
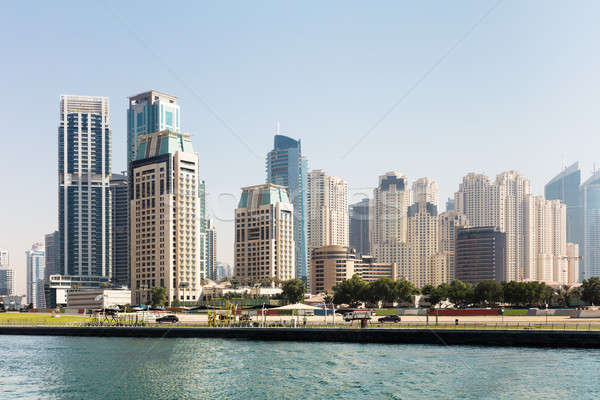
[1,336,599,399]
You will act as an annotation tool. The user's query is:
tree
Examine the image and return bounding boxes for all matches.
[150,286,167,307]
[474,280,503,305]
[333,275,367,307]
[281,279,306,304]
[582,277,600,305]
[426,283,450,307]
[322,290,334,307]
[393,280,418,304]
[365,278,396,307]
[447,280,474,307]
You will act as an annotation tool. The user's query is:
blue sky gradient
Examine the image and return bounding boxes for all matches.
[1,1,599,293]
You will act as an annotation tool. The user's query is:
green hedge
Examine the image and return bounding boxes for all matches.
[375,309,399,316]
[502,309,528,316]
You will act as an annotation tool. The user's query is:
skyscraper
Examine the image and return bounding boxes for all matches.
[544,162,583,259]
[130,130,201,305]
[205,219,217,281]
[349,198,370,255]
[44,231,59,280]
[58,95,111,279]
[438,210,469,281]
[0,268,14,296]
[266,134,307,281]
[234,183,295,282]
[406,202,446,287]
[26,243,45,308]
[0,249,8,267]
[307,170,348,264]
[110,173,129,287]
[198,180,207,280]
[455,171,531,281]
[412,177,438,207]
[455,227,507,284]
[582,171,600,279]
[127,91,180,164]
[371,172,411,263]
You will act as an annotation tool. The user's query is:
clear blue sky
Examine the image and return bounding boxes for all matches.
[1,1,599,294]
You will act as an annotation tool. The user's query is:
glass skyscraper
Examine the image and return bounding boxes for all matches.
[110,173,129,286]
[582,171,600,279]
[26,243,45,308]
[349,198,370,255]
[58,95,111,279]
[545,162,584,280]
[127,90,180,165]
[266,135,308,281]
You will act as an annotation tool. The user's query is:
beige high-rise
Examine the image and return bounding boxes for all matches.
[438,211,469,281]
[234,184,295,281]
[412,177,438,207]
[130,131,201,305]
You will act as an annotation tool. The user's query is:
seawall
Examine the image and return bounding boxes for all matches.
[1,326,600,348]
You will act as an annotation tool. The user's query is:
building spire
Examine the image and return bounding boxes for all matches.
[276,120,280,135]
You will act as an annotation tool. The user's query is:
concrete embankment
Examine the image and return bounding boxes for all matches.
[1,326,600,348]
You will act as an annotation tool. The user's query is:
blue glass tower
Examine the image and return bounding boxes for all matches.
[545,162,584,280]
[582,171,600,279]
[266,135,308,281]
[58,95,111,279]
[127,90,180,165]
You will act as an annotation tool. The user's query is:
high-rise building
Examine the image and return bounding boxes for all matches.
[566,243,580,285]
[524,196,568,283]
[215,262,232,281]
[0,249,8,267]
[130,130,201,305]
[412,177,438,207]
[0,268,14,296]
[205,219,217,281]
[544,162,584,269]
[445,198,455,211]
[58,95,111,279]
[455,227,507,284]
[406,202,447,287]
[234,183,295,281]
[26,243,45,308]
[438,211,469,281]
[307,170,348,275]
[455,171,531,281]
[349,198,370,255]
[371,172,411,263]
[266,134,308,281]
[582,170,600,279]
[127,90,180,164]
[198,180,207,280]
[310,245,396,295]
[110,173,129,287]
[44,231,59,280]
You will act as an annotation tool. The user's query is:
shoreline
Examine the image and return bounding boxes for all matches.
[1,326,600,348]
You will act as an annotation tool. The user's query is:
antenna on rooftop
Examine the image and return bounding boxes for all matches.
[276,121,280,135]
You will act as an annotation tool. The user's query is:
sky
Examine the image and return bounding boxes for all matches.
[1,1,600,295]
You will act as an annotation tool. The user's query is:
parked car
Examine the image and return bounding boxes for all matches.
[378,315,401,323]
[156,315,179,323]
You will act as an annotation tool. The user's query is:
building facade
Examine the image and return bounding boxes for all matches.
[26,243,45,308]
[0,249,8,267]
[412,177,438,207]
[110,173,129,287]
[130,130,201,305]
[0,268,14,296]
[234,184,295,281]
[127,90,180,164]
[544,162,584,279]
[58,95,111,279]
[310,245,396,295]
[205,219,217,281]
[582,171,600,280]
[438,211,469,281]
[44,231,59,280]
[266,135,308,281]
[349,198,370,255]
[455,227,507,284]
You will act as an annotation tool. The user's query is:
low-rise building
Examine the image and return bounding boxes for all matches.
[66,288,132,311]
[310,245,397,294]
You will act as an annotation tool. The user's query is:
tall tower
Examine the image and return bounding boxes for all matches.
[26,243,45,308]
[44,231,59,280]
[130,131,201,305]
[407,202,445,287]
[110,173,129,287]
[307,170,348,253]
[127,91,180,165]
[0,249,8,267]
[205,219,217,281]
[349,198,370,255]
[438,210,469,281]
[266,134,308,282]
[582,171,600,280]
[412,177,439,207]
[234,184,295,281]
[58,95,111,279]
